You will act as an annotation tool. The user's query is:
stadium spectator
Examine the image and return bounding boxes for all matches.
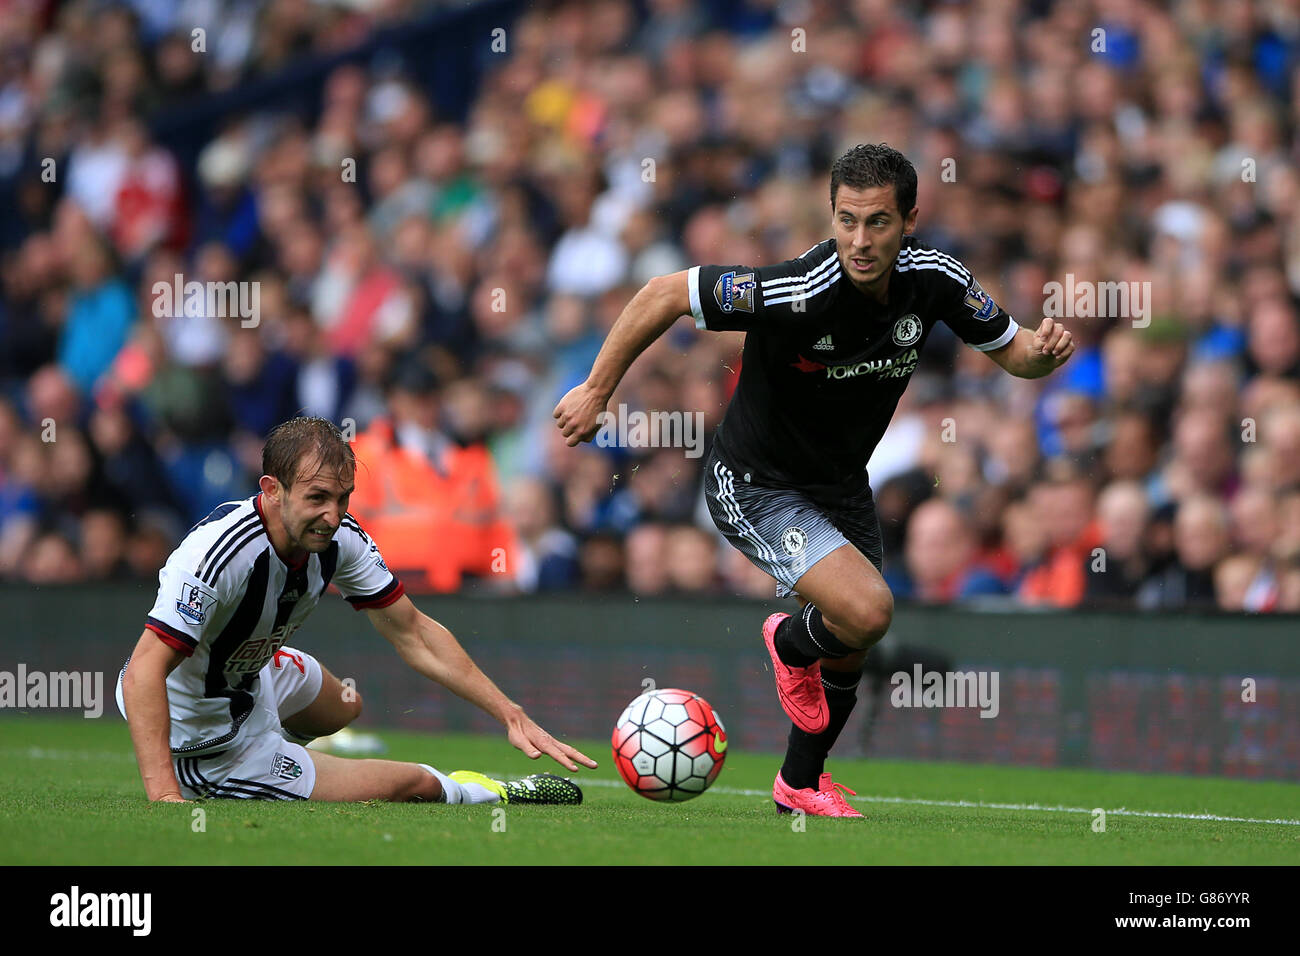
[994,497,1044,594]
[1082,480,1151,607]
[1138,495,1231,610]
[317,223,418,358]
[279,303,357,425]
[86,400,184,527]
[983,416,1040,494]
[1227,485,1283,611]
[602,448,700,533]
[59,236,135,396]
[1245,298,1300,379]
[193,131,259,259]
[222,317,299,446]
[1278,563,1300,612]
[1180,360,1242,418]
[894,498,1007,603]
[348,361,517,592]
[1018,462,1103,607]
[0,404,40,578]
[24,530,83,584]
[123,508,181,579]
[578,532,624,592]
[110,117,185,262]
[1155,408,1240,503]
[504,475,579,592]
[1275,486,1300,564]
[80,507,131,580]
[1215,554,1267,612]
[624,521,670,596]
[42,426,101,526]
[664,524,721,595]
[1101,410,1161,485]
[1259,404,1300,491]
[721,543,780,599]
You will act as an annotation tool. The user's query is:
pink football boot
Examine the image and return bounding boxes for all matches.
[763,612,829,734]
[773,771,864,818]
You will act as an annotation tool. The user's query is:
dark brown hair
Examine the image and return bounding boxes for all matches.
[262,417,355,489]
[830,144,918,215]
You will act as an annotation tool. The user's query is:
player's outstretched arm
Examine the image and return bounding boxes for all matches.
[986,318,1074,378]
[121,629,191,802]
[553,269,692,445]
[366,595,598,772]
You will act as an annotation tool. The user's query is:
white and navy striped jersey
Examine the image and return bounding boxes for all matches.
[143,493,403,756]
[688,236,1020,496]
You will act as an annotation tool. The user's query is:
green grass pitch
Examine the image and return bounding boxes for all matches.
[1,717,1297,865]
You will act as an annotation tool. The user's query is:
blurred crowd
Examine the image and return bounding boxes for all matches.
[1,0,1299,612]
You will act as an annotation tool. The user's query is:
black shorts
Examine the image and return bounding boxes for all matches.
[703,448,884,599]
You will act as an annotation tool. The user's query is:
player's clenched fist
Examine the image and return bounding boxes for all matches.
[552,382,608,446]
[1030,317,1074,370]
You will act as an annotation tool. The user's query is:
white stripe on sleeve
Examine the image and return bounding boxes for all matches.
[688,266,705,329]
[968,318,1021,352]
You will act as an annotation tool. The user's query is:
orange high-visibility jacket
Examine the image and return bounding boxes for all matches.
[349,419,517,592]
[1017,520,1104,608]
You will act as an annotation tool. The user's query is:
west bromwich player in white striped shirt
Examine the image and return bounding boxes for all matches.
[143,494,402,757]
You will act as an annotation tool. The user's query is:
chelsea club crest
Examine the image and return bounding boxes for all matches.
[892,314,922,347]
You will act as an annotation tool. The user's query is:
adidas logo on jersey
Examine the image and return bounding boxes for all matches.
[812,335,834,351]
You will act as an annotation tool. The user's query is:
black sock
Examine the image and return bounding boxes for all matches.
[779,667,863,790]
[774,603,856,667]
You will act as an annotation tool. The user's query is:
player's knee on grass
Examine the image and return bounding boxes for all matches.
[362,762,441,803]
[373,761,440,803]
[403,764,440,802]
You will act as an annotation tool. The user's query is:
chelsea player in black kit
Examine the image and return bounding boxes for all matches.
[555,144,1074,816]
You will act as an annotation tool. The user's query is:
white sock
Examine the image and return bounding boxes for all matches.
[458,781,502,805]
[419,765,501,805]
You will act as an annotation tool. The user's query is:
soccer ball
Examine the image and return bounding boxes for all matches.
[611,688,728,801]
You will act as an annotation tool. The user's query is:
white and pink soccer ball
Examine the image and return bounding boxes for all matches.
[611,688,728,801]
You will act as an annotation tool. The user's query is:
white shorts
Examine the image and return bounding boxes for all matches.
[117,647,324,800]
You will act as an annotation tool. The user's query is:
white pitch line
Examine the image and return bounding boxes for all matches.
[2,747,135,763]
[575,778,1300,827]
[14,748,1295,827]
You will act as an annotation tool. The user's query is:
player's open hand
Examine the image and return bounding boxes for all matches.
[552,382,608,447]
[1030,318,1074,370]
[506,711,599,772]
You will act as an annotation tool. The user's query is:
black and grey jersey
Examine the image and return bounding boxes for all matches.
[142,494,403,755]
[689,236,1019,497]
